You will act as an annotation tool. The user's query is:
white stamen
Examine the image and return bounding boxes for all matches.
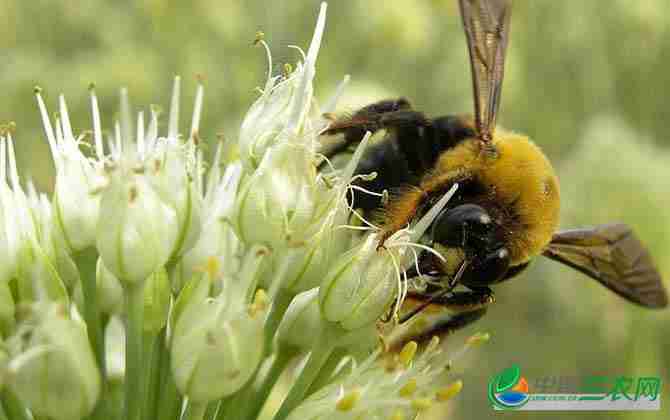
[410,183,459,243]
[341,131,372,183]
[322,74,351,114]
[168,76,181,140]
[190,82,204,141]
[137,111,145,159]
[120,88,132,150]
[90,86,105,159]
[146,107,158,152]
[286,2,327,133]
[58,95,74,141]
[7,134,20,189]
[36,91,61,170]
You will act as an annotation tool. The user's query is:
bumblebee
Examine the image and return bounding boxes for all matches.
[321,0,667,339]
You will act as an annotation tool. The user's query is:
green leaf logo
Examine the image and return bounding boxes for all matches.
[495,364,521,393]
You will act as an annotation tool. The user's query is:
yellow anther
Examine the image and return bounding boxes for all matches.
[411,397,433,411]
[253,289,269,310]
[399,341,418,366]
[249,289,270,317]
[436,380,463,402]
[398,378,418,397]
[336,388,361,411]
[203,256,220,279]
[283,63,293,76]
[466,332,490,346]
[389,409,406,420]
[33,85,42,94]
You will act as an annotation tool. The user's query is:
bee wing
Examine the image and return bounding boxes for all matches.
[543,224,668,308]
[458,0,511,142]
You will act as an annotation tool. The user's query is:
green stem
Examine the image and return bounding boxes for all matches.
[203,401,220,420]
[74,248,105,378]
[304,348,347,397]
[182,400,207,420]
[142,329,161,420]
[124,282,145,420]
[212,396,234,420]
[272,336,335,420]
[263,291,293,356]
[1,390,30,420]
[155,339,182,420]
[0,401,8,420]
[240,351,294,420]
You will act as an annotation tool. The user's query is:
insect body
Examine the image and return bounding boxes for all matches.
[321,0,667,338]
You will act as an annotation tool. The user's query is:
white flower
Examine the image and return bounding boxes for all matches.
[238,3,328,169]
[96,169,178,285]
[0,132,68,303]
[4,304,101,420]
[287,333,489,420]
[171,247,269,402]
[36,90,103,254]
[0,132,22,283]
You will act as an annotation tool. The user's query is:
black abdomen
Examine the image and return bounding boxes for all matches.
[350,115,476,211]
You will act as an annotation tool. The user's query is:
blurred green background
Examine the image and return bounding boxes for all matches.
[1,1,669,419]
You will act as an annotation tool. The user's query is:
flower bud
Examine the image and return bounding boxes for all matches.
[276,288,323,353]
[171,247,268,402]
[37,93,103,253]
[238,2,327,167]
[319,235,399,330]
[96,172,178,285]
[0,136,27,283]
[146,138,203,261]
[0,187,20,283]
[104,315,125,382]
[8,305,101,420]
[171,295,265,402]
[279,226,350,294]
[235,143,318,247]
[175,163,243,293]
[15,241,69,304]
[96,258,124,315]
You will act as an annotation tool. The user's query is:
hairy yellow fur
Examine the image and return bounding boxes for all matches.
[381,130,560,265]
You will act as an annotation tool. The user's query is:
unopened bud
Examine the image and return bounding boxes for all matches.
[319,235,398,330]
[96,175,178,285]
[8,305,101,420]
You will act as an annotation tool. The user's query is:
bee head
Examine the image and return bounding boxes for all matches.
[431,204,496,255]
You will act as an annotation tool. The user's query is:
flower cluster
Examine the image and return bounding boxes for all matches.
[0,3,486,420]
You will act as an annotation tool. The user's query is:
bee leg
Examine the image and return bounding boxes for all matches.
[400,260,469,324]
[393,289,493,349]
[323,97,414,137]
[321,98,430,160]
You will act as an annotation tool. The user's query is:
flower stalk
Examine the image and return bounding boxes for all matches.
[74,247,105,378]
[124,282,145,420]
